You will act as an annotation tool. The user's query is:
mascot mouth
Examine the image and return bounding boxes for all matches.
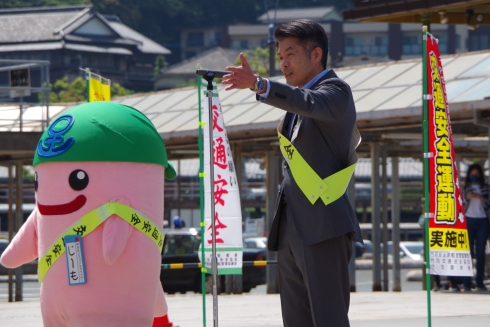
[38,195,87,215]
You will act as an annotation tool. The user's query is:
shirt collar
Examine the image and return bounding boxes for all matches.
[302,69,329,90]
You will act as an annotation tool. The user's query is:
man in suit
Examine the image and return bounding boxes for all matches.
[222,19,362,327]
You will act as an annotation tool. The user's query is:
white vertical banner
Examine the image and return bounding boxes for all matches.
[202,81,243,275]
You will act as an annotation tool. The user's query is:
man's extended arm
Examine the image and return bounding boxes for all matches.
[261,79,350,123]
[223,53,350,123]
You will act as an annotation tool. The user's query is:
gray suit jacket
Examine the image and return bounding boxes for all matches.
[263,70,363,251]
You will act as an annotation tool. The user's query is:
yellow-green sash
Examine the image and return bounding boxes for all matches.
[278,130,357,205]
[38,202,164,283]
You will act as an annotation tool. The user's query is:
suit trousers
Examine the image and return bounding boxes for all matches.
[277,201,352,327]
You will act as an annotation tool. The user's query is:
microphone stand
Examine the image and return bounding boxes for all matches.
[198,70,228,327]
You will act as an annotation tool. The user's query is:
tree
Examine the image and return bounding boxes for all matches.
[54,77,86,103]
[38,76,134,103]
[176,78,199,89]
[153,55,167,77]
[236,47,278,77]
[110,82,134,97]
[22,166,35,182]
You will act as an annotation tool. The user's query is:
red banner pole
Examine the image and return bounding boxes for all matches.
[422,25,433,327]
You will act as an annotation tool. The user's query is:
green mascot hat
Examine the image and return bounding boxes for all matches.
[33,102,176,180]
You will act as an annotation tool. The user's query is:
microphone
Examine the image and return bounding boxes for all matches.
[195,69,231,79]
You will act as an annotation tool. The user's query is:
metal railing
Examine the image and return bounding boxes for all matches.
[161,260,277,270]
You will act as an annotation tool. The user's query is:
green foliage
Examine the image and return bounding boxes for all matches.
[176,79,197,89]
[153,55,167,77]
[22,166,35,182]
[38,76,134,103]
[37,77,84,103]
[177,77,223,89]
[54,77,86,103]
[111,82,133,97]
[236,48,278,77]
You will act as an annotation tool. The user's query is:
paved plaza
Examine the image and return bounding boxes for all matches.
[1,288,489,327]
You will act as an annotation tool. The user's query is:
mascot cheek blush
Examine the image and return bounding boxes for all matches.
[0,102,177,327]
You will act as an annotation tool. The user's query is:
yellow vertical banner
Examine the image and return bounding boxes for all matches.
[89,76,111,102]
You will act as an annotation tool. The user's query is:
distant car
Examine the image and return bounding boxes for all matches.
[362,241,424,261]
[363,239,373,254]
[355,239,373,258]
[160,228,266,294]
[396,241,424,261]
[243,237,267,249]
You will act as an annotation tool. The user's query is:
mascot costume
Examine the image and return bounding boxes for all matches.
[1,102,177,327]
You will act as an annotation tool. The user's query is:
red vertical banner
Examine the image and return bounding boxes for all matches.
[426,34,473,276]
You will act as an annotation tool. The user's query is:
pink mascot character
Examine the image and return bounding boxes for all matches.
[0,102,177,327]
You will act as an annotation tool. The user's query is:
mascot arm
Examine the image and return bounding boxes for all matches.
[102,215,133,265]
[0,210,38,268]
[102,198,134,265]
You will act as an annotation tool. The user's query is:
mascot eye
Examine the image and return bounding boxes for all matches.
[69,170,89,191]
[34,172,38,192]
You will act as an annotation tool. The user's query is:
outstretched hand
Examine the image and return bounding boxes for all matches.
[222,53,257,91]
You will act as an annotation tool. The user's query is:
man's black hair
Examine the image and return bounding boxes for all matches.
[274,19,329,69]
[465,163,486,187]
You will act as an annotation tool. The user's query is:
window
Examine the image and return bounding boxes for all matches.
[231,39,249,50]
[63,55,71,67]
[163,234,201,255]
[187,32,204,47]
[433,34,448,54]
[345,37,363,56]
[344,35,387,56]
[373,36,388,56]
[214,32,222,46]
[260,39,269,48]
[402,35,421,55]
[469,35,490,51]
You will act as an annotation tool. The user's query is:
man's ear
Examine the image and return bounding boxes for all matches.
[311,47,323,65]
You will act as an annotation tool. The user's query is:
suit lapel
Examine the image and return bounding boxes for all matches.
[278,70,338,139]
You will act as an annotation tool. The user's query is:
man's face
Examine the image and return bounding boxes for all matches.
[277,36,320,88]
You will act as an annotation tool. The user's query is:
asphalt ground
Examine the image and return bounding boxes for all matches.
[1,268,489,326]
[0,268,424,302]
[1,290,489,327]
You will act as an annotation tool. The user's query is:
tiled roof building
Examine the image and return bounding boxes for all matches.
[155,47,240,90]
[0,5,170,92]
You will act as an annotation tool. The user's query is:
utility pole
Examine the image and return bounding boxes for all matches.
[263,0,279,77]
[268,23,275,77]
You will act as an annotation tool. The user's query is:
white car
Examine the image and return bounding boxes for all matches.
[386,241,424,261]
[244,237,267,249]
[365,241,424,261]
[398,241,424,261]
